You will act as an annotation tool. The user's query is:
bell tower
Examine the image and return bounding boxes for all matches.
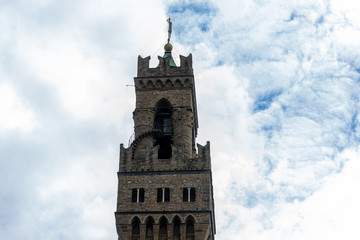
[115,19,216,240]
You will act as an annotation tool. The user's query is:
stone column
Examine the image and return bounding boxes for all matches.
[153,224,160,240]
[167,223,173,240]
[180,223,186,240]
[140,223,146,240]
[173,109,194,159]
[133,109,154,138]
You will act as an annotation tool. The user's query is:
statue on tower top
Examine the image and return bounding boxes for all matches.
[164,18,174,53]
[167,17,172,43]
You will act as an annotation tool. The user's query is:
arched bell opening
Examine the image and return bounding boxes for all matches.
[154,98,173,159]
[172,215,181,240]
[131,217,141,240]
[145,216,155,240]
[158,216,168,240]
[185,216,195,240]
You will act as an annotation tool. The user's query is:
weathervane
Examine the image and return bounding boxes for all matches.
[167,17,172,43]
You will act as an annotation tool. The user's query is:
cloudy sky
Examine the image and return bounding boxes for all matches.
[1,0,360,239]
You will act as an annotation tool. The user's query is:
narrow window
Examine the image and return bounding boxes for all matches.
[132,217,140,240]
[132,188,137,202]
[139,188,144,202]
[132,188,145,203]
[183,188,188,202]
[145,217,154,240]
[157,188,162,202]
[159,217,168,240]
[164,188,170,202]
[190,188,196,202]
[157,188,170,202]
[183,188,196,202]
[186,218,195,240]
[173,217,181,240]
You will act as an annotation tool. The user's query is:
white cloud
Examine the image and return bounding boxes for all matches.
[270,148,360,240]
[214,148,360,240]
[17,34,120,121]
[1,0,360,239]
[170,1,360,239]
[0,82,38,133]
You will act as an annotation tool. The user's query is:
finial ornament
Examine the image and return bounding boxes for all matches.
[167,17,172,43]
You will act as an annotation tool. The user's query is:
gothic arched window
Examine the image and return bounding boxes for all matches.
[159,216,168,240]
[145,216,154,240]
[131,217,140,240]
[186,216,195,240]
[173,216,181,240]
[154,99,173,159]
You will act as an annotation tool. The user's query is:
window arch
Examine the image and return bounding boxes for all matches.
[186,216,195,240]
[131,217,141,240]
[173,216,181,240]
[159,216,168,240]
[154,98,173,159]
[145,216,155,240]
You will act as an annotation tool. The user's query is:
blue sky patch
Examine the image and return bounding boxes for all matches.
[253,90,283,112]
[262,155,277,175]
[244,190,258,208]
[285,195,306,203]
[351,111,358,134]
[286,11,297,22]
[168,1,213,15]
[166,1,217,44]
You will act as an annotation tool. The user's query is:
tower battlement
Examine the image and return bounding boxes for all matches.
[137,54,193,77]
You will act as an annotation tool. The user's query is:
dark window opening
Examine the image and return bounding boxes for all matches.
[183,187,196,202]
[173,217,181,240]
[155,136,172,159]
[132,188,144,202]
[146,218,154,240]
[157,187,170,202]
[190,188,195,202]
[154,99,173,159]
[132,218,140,240]
[159,217,168,240]
[186,218,195,240]
[154,115,173,134]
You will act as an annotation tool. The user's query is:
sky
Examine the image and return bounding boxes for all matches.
[0,0,360,239]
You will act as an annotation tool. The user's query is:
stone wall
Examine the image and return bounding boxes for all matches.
[119,142,211,172]
[115,212,212,240]
[116,171,212,211]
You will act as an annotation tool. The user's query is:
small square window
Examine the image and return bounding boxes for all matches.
[157,187,170,202]
[183,187,196,202]
[131,188,144,202]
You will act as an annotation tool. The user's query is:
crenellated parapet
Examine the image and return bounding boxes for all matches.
[197,141,211,169]
[137,54,193,78]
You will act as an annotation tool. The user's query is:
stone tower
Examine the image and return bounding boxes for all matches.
[115,22,215,240]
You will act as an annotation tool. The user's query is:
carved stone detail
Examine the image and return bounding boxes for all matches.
[135,77,193,90]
